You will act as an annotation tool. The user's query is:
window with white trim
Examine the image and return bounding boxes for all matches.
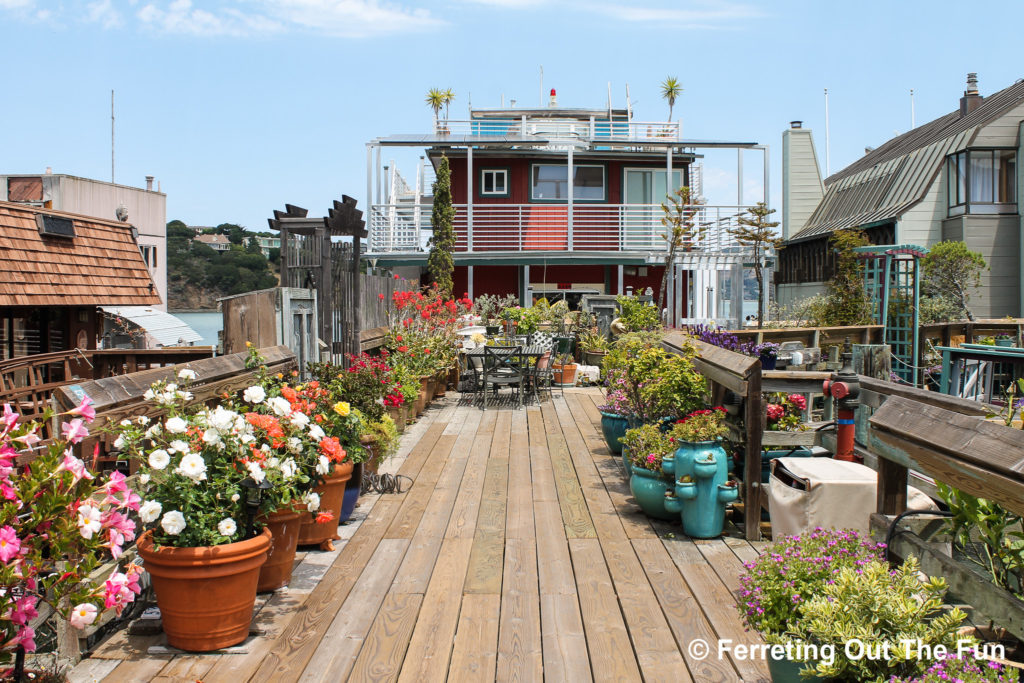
[481,169,508,196]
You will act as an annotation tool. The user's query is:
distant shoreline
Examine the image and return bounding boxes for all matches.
[170,309,218,314]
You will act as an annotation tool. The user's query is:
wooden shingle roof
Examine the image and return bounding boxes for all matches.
[0,201,162,307]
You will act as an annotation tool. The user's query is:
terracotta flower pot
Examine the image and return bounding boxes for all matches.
[297,461,354,551]
[256,505,305,593]
[552,363,578,386]
[360,434,381,475]
[434,371,447,397]
[387,405,405,434]
[415,387,427,416]
[137,527,271,652]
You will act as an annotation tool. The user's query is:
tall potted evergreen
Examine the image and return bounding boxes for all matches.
[428,155,456,296]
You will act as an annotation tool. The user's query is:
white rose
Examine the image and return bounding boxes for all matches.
[287,437,302,453]
[209,406,237,433]
[164,417,188,434]
[304,491,320,512]
[217,518,237,538]
[119,419,133,427]
[240,433,256,445]
[139,473,150,485]
[201,429,222,447]
[160,510,186,535]
[178,369,197,381]
[143,388,156,401]
[230,493,240,503]
[148,449,170,470]
[245,461,266,484]
[176,453,207,482]
[242,385,266,405]
[145,423,162,438]
[268,396,291,416]
[113,435,126,449]
[168,440,189,455]
[308,425,325,441]
[280,458,297,479]
[138,500,162,523]
[136,415,150,425]
[289,412,310,429]
[316,455,330,476]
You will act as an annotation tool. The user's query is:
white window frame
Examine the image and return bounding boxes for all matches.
[530,164,606,202]
[481,169,508,196]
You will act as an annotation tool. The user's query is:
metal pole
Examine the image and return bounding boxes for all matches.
[737,148,744,206]
[824,88,831,176]
[762,144,770,206]
[567,146,574,249]
[910,89,915,129]
[468,265,474,299]
[617,264,624,295]
[466,146,474,251]
[111,90,115,184]
[375,145,382,206]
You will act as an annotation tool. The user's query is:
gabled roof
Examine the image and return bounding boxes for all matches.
[789,79,1024,243]
[0,201,161,307]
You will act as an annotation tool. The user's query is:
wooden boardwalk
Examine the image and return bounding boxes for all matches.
[71,389,770,682]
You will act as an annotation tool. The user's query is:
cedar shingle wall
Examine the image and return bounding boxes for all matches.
[0,201,162,307]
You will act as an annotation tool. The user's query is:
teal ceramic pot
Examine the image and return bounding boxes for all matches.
[996,338,1014,348]
[674,440,727,484]
[661,452,675,478]
[766,657,823,682]
[621,446,632,477]
[663,492,682,515]
[676,450,736,539]
[629,467,676,520]
[599,412,630,454]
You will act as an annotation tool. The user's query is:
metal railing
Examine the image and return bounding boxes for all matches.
[368,203,750,254]
[434,118,680,142]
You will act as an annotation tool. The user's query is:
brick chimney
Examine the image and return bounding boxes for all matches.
[960,73,982,116]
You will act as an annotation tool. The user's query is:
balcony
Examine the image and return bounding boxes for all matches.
[434,118,680,143]
[367,203,750,256]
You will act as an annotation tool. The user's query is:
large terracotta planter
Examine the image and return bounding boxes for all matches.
[387,405,405,434]
[434,370,447,397]
[361,434,381,475]
[552,363,578,386]
[297,461,354,551]
[256,506,304,593]
[137,527,271,652]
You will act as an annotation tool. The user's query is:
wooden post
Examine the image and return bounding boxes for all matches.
[877,458,908,514]
[350,235,361,362]
[744,362,763,540]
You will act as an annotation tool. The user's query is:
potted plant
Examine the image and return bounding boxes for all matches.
[0,399,142,679]
[579,329,611,367]
[757,342,780,370]
[783,556,969,681]
[736,528,888,682]
[296,397,360,544]
[669,407,729,482]
[891,654,1014,682]
[620,424,676,520]
[361,414,400,476]
[112,374,277,652]
[995,334,1015,348]
[597,373,633,454]
[742,393,814,483]
[551,353,578,386]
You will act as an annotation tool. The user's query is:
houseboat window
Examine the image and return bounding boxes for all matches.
[531,165,606,201]
[481,169,508,196]
[947,149,1016,215]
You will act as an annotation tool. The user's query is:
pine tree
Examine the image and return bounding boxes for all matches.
[428,155,456,295]
[728,202,783,328]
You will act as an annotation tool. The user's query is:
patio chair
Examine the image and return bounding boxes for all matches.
[461,351,485,398]
[481,346,524,410]
[525,351,553,404]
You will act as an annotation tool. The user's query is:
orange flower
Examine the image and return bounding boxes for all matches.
[318,437,347,463]
[315,512,334,524]
[281,386,298,403]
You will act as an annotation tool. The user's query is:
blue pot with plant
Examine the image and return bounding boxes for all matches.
[757,342,779,371]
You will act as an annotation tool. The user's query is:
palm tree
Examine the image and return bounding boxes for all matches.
[442,88,455,121]
[660,77,683,123]
[425,88,445,127]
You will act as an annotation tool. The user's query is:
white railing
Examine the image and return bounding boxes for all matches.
[433,118,680,143]
[367,203,750,254]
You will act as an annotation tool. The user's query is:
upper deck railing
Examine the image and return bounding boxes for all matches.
[436,118,681,143]
[367,202,750,254]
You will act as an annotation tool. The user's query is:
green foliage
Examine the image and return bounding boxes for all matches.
[918,294,965,324]
[785,556,968,682]
[658,186,705,312]
[428,155,456,295]
[670,408,727,442]
[366,415,400,462]
[729,202,783,329]
[425,87,445,121]
[660,76,683,121]
[922,241,988,322]
[579,329,610,352]
[166,219,278,307]
[621,423,674,471]
[937,482,1024,599]
[617,295,661,332]
[606,334,705,422]
[820,229,873,326]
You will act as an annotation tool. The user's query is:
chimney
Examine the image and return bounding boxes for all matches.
[782,122,824,241]
[549,88,557,107]
[790,121,802,129]
[145,175,154,191]
[960,72,982,116]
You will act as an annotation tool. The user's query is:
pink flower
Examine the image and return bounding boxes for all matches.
[787,394,807,411]
[69,603,98,629]
[12,430,41,448]
[57,452,94,483]
[766,403,785,421]
[0,483,16,501]
[0,526,20,562]
[1,405,18,434]
[103,570,141,615]
[16,626,36,652]
[104,471,127,495]
[68,396,96,423]
[9,595,38,626]
[61,418,89,445]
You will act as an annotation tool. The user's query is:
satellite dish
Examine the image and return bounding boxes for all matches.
[115,204,129,222]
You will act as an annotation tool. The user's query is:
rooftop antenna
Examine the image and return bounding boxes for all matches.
[910,88,915,128]
[110,89,115,184]
[539,66,543,107]
[607,81,612,118]
[824,87,831,176]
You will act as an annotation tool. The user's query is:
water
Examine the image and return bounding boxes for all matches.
[172,311,222,347]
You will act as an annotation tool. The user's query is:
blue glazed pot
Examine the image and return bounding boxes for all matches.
[600,412,630,454]
[337,462,362,524]
[739,447,813,484]
[621,446,633,478]
[675,449,736,539]
[673,440,727,485]
[663,492,682,515]
[766,657,824,682]
[661,452,675,478]
[629,467,676,520]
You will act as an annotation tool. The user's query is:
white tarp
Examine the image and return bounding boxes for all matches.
[100,306,204,347]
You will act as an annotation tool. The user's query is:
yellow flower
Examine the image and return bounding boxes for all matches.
[245,341,252,348]
[333,401,351,417]
[276,373,284,379]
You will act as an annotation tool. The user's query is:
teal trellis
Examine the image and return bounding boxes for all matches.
[853,245,928,385]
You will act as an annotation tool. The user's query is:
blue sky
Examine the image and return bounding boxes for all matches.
[2,0,1022,232]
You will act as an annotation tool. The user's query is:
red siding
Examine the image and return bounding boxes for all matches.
[456,265,520,299]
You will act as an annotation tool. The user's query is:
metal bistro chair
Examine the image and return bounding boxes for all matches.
[481,346,524,410]
[525,350,554,404]
[461,350,485,399]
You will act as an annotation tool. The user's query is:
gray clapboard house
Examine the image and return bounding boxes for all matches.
[777,74,1024,318]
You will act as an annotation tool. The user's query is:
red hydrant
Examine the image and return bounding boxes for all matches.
[822,339,861,462]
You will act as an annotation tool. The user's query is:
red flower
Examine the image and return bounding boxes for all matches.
[398,345,409,353]
[315,512,334,524]
[378,293,385,300]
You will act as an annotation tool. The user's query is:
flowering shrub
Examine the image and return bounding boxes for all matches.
[0,400,141,663]
[309,353,403,423]
[621,424,674,472]
[671,407,728,442]
[737,527,886,637]
[602,333,706,423]
[896,655,1013,682]
[386,286,472,377]
[765,393,806,431]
